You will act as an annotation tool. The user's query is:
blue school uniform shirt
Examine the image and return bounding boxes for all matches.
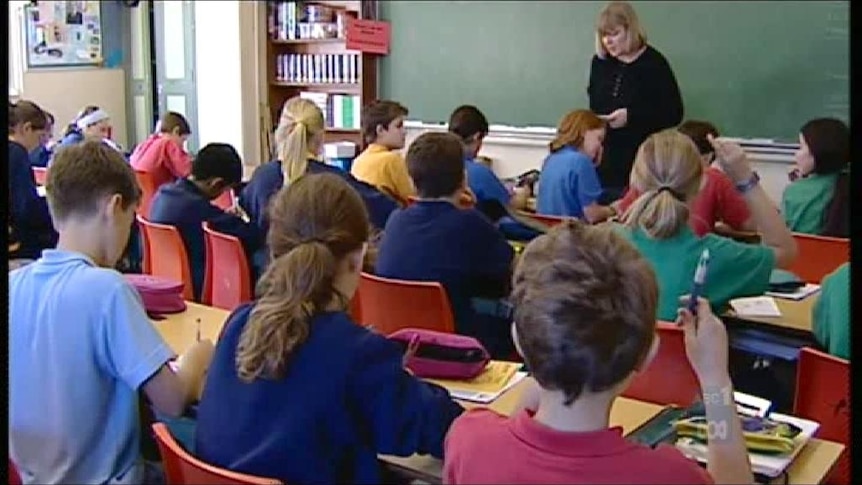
[195,304,464,485]
[149,179,263,301]
[375,201,515,357]
[9,250,175,484]
[240,159,397,238]
[465,157,511,207]
[8,140,57,259]
[536,145,603,217]
[29,145,51,167]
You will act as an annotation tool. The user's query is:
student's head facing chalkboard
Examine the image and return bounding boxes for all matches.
[549,110,606,164]
[595,1,647,60]
[448,105,489,160]
[274,96,326,186]
[623,129,704,240]
[678,120,720,166]
[361,100,408,150]
[406,132,466,199]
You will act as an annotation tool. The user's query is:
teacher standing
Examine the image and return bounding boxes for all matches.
[588,1,683,204]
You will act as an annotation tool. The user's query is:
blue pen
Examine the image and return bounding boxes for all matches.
[688,249,710,317]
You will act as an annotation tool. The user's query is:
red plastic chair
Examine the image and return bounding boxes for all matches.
[202,222,252,311]
[32,167,48,186]
[622,322,701,407]
[137,216,195,301]
[134,169,158,219]
[151,423,281,485]
[794,347,849,485]
[788,234,849,284]
[357,273,456,335]
[212,190,234,211]
[9,458,22,485]
[517,211,572,228]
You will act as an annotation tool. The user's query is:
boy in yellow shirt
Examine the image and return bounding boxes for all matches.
[351,100,414,203]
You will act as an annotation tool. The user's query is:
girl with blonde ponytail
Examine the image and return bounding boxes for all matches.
[196,173,463,484]
[239,97,397,250]
[618,129,796,321]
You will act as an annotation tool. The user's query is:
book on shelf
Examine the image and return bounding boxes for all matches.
[298,91,361,130]
[276,53,360,85]
[270,1,356,41]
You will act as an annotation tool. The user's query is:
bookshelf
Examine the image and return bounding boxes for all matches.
[264,0,379,150]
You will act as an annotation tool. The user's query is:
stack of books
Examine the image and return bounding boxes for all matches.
[299,92,361,130]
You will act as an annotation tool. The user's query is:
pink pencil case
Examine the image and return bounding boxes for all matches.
[388,328,490,380]
[124,274,187,314]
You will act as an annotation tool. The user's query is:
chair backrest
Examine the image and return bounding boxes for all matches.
[9,458,22,485]
[211,190,234,211]
[32,167,48,186]
[137,216,194,301]
[621,322,701,407]
[517,211,572,228]
[151,423,281,485]
[794,347,849,485]
[202,223,252,311]
[788,233,850,284]
[357,272,456,335]
[134,169,158,219]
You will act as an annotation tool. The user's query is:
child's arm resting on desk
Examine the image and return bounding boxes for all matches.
[347,333,465,458]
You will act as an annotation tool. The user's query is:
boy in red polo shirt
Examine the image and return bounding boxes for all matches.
[130,111,193,190]
[615,120,754,236]
[443,221,753,484]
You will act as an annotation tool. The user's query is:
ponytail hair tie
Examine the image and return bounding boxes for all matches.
[656,186,685,202]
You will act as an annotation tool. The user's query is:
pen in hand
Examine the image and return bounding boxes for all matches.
[402,334,421,369]
[196,318,201,342]
[687,249,711,320]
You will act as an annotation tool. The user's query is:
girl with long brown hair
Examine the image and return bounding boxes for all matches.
[196,173,463,484]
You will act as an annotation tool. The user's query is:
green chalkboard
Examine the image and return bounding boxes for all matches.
[379,1,849,142]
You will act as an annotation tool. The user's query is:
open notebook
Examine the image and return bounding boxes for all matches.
[425,360,527,403]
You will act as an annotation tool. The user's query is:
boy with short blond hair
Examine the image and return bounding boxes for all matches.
[9,141,213,484]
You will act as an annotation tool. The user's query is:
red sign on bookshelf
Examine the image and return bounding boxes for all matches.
[345,18,390,55]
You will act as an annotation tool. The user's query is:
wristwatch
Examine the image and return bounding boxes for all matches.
[735,171,760,194]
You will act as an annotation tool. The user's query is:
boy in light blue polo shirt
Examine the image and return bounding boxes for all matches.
[9,141,214,485]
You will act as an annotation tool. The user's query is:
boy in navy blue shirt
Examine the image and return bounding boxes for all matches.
[150,143,262,301]
[376,132,516,358]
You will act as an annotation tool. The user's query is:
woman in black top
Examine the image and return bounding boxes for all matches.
[588,1,683,204]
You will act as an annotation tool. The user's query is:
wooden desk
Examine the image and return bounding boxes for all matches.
[381,378,845,485]
[151,302,231,353]
[724,295,817,334]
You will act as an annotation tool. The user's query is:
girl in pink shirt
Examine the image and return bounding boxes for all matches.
[130,111,193,190]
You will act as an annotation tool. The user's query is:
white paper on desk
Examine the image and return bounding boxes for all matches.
[447,371,527,404]
[36,186,47,197]
[766,284,821,301]
[730,297,782,317]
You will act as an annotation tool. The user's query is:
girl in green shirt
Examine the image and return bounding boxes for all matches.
[812,263,850,360]
[618,129,798,320]
[781,118,849,238]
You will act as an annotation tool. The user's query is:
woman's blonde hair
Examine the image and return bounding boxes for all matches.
[549,109,605,153]
[621,129,703,239]
[595,1,647,59]
[235,173,370,382]
[274,96,326,186]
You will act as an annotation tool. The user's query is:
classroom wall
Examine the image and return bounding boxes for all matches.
[403,123,792,206]
[23,69,129,149]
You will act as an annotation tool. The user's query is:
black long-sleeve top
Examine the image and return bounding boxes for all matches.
[588,45,684,191]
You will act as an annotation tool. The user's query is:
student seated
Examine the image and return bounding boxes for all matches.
[240,96,397,251]
[350,99,415,203]
[781,118,849,238]
[616,120,754,236]
[196,173,463,485]
[149,143,261,301]
[8,100,57,259]
[448,105,543,241]
[130,111,193,191]
[618,129,797,321]
[444,221,754,484]
[375,132,516,358]
[53,105,124,156]
[812,262,849,360]
[29,110,55,168]
[536,109,617,222]
[9,140,213,485]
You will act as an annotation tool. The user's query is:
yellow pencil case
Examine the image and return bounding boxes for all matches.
[673,416,798,455]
